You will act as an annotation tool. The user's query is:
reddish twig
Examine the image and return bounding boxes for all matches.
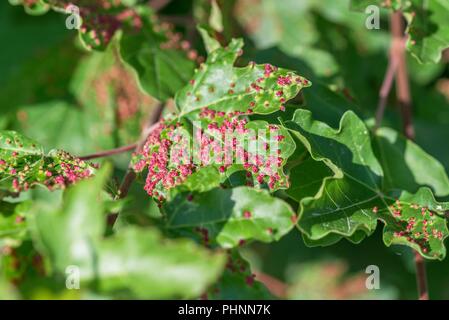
[375,48,399,130]
[392,13,415,140]
[375,12,403,130]
[415,253,429,300]
[79,144,137,161]
[254,271,288,298]
[148,0,171,11]
[389,11,426,299]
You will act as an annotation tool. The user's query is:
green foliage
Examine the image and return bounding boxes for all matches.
[351,0,449,63]
[3,0,449,300]
[373,127,449,197]
[10,0,142,50]
[175,38,310,116]
[164,186,296,248]
[404,0,449,63]
[0,201,29,247]
[120,7,197,101]
[31,166,226,299]
[207,250,273,299]
[286,110,449,259]
[0,131,95,194]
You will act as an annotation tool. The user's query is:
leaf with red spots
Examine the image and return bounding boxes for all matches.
[11,0,145,51]
[175,38,311,117]
[286,110,449,260]
[381,188,449,260]
[0,131,44,159]
[133,117,296,200]
[0,131,95,194]
[163,186,296,248]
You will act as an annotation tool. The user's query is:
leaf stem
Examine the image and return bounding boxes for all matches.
[79,144,137,161]
[374,51,398,130]
[392,12,415,140]
[375,12,403,130]
[390,11,427,299]
[414,252,429,300]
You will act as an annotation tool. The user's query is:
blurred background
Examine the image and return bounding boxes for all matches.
[1,0,449,299]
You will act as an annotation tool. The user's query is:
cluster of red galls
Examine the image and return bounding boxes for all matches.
[0,151,94,193]
[133,108,290,201]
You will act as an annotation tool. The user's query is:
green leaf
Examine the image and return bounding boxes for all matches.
[131,39,303,199]
[164,186,296,248]
[381,187,449,260]
[405,0,449,64]
[31,165,110,273]
[120,8,196,101]
[374,127,449,197]
[287,157,334,203]
[13,101,106,156]
[0,131,95,193]
[207,250,273,299]
[0,131,44,159]
[175,38,311,117]
[9,0,49,15]
[177,166,222,194]
[66,39,158,154]
[286,109,382,243]
[0,201,29,247]
[302,82,367,128]
[95,227,226,299]
[134,115,296,200]
[286,110,449,259]
[11,0,145,51]
[209,0,224,33]
[0,272,20,299]
[198,25,222,54]
[287,109,384,192]
[351,0,449,63]
[32,165,226,298]
[235,0,341,77]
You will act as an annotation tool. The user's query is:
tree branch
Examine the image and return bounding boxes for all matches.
[79,144,137,161]
[375,12,403,130]
[392,14,415,140]
[375,50,399,130]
